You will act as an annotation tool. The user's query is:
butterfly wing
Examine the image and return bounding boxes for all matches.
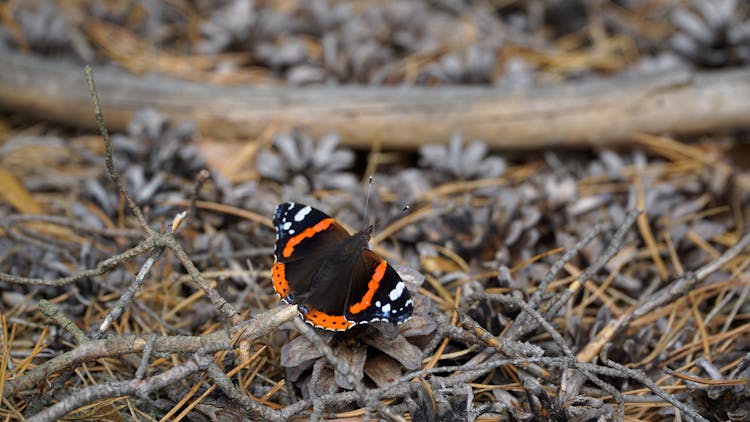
[272,202,413,331]
[272,202,350,301]
[343,249,413,325]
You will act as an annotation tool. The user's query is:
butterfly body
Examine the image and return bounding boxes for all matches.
[271,203,413,331]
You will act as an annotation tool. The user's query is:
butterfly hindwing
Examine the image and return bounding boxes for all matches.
[344,249,413,325]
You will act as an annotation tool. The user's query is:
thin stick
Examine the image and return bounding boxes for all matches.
[135,335,157,379]
[506,222,603,341]
[205,362,282,421]
[633,229,750,320]
[98,247,163,333]
[544,209,640,319]
[181,169,211,233]
[38,299,89,345]
[600,348,709,422]
[7,53,750,149]
[0,238,157,286]
[84,65,152,233]
[25,345,227,422]
[162,235,241,328]
[3,331,226,397]
[292,318,381,420]
[485,293,625,420]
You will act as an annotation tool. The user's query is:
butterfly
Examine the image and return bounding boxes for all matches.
[271,203,413,331]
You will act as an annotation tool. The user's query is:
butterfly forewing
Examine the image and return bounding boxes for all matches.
[273,203,349,263]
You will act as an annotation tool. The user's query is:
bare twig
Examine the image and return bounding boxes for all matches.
[506,210,639,342]
[578,231,750,365]
[600,346,709,422]
[97,247,163,333]
[485,293,625,419]
[236,303,298,342]
[84,65,152,233]
[5,304,297,397]
[4,331,226,397]
[0,237,157,286]
[292,318,382,420]
[543,209,641,320]
[633,230,750,320]
[181,169,211,233]
[7,53,750,148]
[456,311,548,380]
[2,233,241,328]
[135,335,158,379]
[458,314,505,353]
[26,343,228,422]
[278,355,584,420]
[38,299,89,345]
[532,223,604,308]
[204,361,282,421]
[162,234,241,328]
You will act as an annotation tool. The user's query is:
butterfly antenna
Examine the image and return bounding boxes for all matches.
[362,175,373,230]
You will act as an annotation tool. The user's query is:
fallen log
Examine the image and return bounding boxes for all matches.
[1,51,750,149]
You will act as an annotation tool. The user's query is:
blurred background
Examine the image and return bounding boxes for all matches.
[3,0,748,84]
[2,1,750,421]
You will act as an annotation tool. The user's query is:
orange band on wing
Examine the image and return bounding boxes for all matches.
[304,309,354,331]
[348,259,387,315]
[282,218,335,258]
[272,262,290,297]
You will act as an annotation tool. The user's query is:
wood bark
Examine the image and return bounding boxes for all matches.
[1,52,750,149]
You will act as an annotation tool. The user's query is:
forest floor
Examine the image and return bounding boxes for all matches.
[1,1,750,421]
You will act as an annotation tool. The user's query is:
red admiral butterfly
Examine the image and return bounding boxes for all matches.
[272,202,413,331]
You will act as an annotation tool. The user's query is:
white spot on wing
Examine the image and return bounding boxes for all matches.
[287,203,295,210]
[288,229,295,234]
[294,206,312,222]
[389,281,405,301]
[282,221,292,231]
[381,303,391,313]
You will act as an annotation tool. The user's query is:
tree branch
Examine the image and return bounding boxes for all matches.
[3,52,750,149]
